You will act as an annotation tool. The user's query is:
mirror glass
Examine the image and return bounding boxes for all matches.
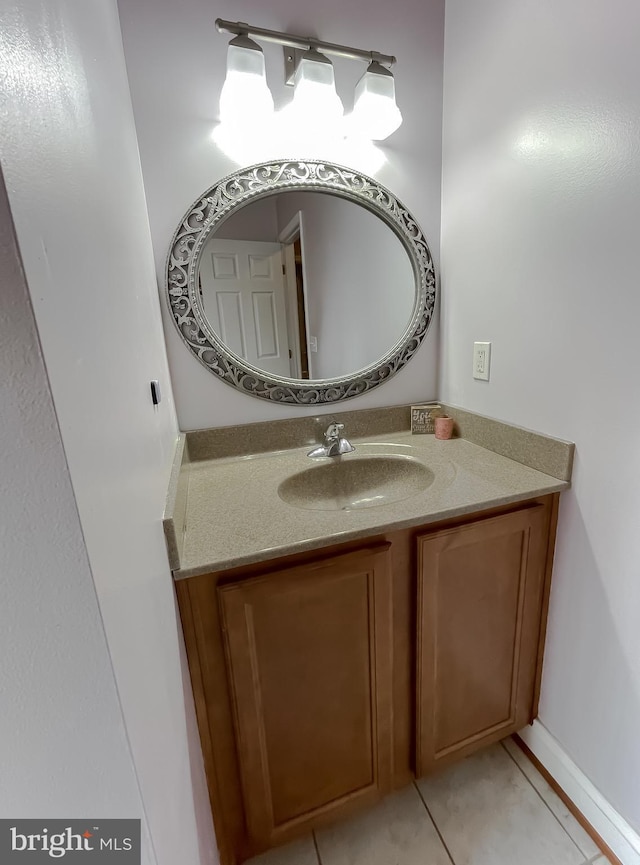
[197,191,415,381]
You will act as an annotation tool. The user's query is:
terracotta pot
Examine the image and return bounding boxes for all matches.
[434,416,454,440]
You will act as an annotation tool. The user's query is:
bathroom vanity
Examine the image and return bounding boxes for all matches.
[162,159,574,865]
[164,407,573,865]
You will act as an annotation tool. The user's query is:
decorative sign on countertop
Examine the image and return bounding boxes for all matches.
[411,404,441,434]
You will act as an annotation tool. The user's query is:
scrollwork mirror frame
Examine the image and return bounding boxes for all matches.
[165,159,437,404]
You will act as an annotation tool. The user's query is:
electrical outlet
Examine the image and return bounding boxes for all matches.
[473,342,491,381]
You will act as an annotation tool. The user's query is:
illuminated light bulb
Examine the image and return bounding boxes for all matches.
[349,60,402,141]
[287,48,344,133]
[219,34,274,129]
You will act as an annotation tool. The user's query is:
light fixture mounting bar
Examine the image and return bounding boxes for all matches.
[215,18,396,67]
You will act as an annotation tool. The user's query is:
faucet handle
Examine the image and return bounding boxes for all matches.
[324,422,344,442]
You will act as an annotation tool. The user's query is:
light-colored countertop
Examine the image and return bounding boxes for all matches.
[171,430,569,579]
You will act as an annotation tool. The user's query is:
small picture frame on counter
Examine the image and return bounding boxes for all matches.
[411,404,442,435]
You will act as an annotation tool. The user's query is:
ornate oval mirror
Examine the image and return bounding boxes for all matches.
[166,160,436,404]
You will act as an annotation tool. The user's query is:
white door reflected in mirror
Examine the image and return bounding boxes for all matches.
[199,240,292,378]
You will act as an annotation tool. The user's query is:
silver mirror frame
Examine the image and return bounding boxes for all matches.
[165,160,437,404]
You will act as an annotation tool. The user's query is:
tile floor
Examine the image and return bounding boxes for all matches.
[247,739,611,865]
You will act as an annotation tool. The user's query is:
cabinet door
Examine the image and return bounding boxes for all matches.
[218,544,393,849]
[416,505,547,776]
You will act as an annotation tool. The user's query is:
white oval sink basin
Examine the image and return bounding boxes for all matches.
[278,455,434,511]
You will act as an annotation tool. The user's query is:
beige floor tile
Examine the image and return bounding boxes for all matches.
[315,785,452,865]
[503,737,601,859]
[246,835,318,865]
[416,743,585,865]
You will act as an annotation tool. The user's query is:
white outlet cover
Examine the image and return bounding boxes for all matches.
[473,341,491,381]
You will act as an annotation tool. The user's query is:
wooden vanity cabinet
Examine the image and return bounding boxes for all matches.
[217,544,394,851]
[176,540,399,864]
[415,504,552,775]
[176,494,558,865]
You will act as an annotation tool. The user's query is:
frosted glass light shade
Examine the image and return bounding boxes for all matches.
[290,49,344,130]
[350,61,402,141]
[219,35,274,128]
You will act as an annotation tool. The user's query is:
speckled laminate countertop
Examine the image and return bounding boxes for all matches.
[170,430,570,579]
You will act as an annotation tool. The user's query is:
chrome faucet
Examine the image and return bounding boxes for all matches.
[307,422,356,459]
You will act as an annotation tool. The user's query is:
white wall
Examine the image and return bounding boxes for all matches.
[216,196,279,241]
[440,0,640,836]
[117,0,445,430]
[0,2,216,864]
[0,167,155,864]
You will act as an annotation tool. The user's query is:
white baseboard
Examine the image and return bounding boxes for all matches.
[518,721,640,865]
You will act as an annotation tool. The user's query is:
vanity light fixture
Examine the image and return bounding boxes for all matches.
[349,61,402,141]
[289,48,344,131]
[219,32,274,129]
[216,19,401,141]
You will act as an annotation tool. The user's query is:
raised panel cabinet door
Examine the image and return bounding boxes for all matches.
[416,505,548,776]
[218,544,393,849]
